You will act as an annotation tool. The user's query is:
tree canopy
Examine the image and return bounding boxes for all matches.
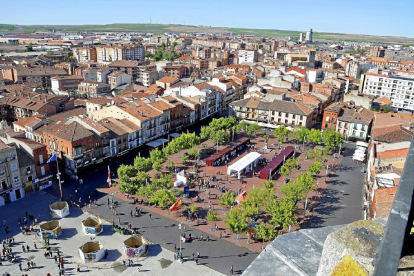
[273,126,290,143]
[322,130,344,149]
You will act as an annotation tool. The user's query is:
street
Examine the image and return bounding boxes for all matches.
[306,142,365,228]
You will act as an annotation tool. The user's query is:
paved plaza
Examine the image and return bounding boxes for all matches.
[0,191,224,276]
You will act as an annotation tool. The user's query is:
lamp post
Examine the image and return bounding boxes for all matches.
[325,165,329,183]
[178,222,184,262]
[110,192,117,229]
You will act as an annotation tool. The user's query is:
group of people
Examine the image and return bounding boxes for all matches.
[1,238,16,264]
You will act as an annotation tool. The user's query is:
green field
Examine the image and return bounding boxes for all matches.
[1,23,413,45]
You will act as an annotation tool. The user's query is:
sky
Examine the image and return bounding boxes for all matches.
[2,0,414,37]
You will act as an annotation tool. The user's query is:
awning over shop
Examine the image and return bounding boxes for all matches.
[146,138,170,148]
[170,133,181,138]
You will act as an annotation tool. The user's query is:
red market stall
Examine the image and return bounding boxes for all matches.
[259,146,294,179]
[206,137,250,166]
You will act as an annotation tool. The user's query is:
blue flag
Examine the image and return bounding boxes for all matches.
[47,153,57,163]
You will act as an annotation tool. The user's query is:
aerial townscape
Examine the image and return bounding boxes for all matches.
[0,1,414,276]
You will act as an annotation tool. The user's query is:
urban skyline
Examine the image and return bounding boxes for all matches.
[2,0,414,38]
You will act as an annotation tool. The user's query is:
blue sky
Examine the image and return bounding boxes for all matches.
[2,0,413,37]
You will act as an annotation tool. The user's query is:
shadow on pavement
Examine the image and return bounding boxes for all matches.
[147,244,162,257]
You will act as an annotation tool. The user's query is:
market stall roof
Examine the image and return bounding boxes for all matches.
[356,141,369,148]
[227,152,262,175]
[353,155,365,161]
[170,133,181,138]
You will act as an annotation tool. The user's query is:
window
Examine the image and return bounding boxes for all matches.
[26,167,31,173]
[325,123,328,128]
[361,125,366,131]
[354,124,358,130]
[28,176,33,182]
[82,145,86,152]
[353,130,356,136]
[14,176,20,184]
[331,117,335,123]
[89,143,92,149]
[360,132,364,138]
[325,116,330,122]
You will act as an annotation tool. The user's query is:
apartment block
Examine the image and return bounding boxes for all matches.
[361,73,414,111]
[238,50,258,64]
[72,47,97,63]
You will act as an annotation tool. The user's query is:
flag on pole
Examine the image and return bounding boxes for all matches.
[47,153,57,163]
[169,198,182,211]
[107,166,112,187]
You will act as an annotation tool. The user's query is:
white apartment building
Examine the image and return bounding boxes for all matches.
[238,50,258,64]
[361,73,414,111]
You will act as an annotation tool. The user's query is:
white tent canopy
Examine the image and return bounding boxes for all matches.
[146,138,169,148]
[353,155,365,162]
[356,141,369,148]
[227,152,262,179]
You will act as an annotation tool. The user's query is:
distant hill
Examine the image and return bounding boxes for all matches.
[1,23,413,45]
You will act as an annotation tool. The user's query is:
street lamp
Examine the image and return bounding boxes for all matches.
[325,165,329,183]
[110,192,118,229]
[178,222,184,263]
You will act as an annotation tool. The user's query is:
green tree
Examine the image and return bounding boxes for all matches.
[220,190,235,209]
[263,134,270,149]
[263,180,274,191]
[255,222,268,249]
[46,50,54,56]
[248,123,262,137]
[308,161,322,175]
[225,208,248,240]
[211,129,230,145]
[152,173,173,189]
[152,161,162,172]
[267,197,297,232]
[150,148,166,164]
[168,160,175,171]
[190,203,198,214]
[26,44,33,52]
[188,146,199,159]
[200,126,212,140]
[148,188,175,208]
[117,164,136,178]
[172,41,178,48]
[206,209,220,230]
[322,130,344,149]
[292,127,310,143]
[273,126,290,143]
[307,129,322,145]
[181,155,189,164]
[134,156,152,171]
[160,42,166,49]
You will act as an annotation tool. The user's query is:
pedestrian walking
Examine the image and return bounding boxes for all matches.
[27,261,31,269]
[118,218,121,225]
[247,237,250,244]
[22,245,25,252]
[4,226,8,234]
[31,261,35,268]
[192,252,195,260]
[34,242,37,249]
[149,213,152,220]
[19,263,22,271]
[130,210,133,217]
[197,252,200,258]
[77,264,80,272]
[54,256,58,263]
[26,245,30,252]
[174,244,176,252]
[230,265,234,274]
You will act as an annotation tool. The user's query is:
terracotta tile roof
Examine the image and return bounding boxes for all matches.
[375,97,393,105]
[157,76,179,84]
[86,98,112,105]
[47,108,87,123]
[119,119,141,131]
[149,101,173,111]
[372,125,413,143]
[13,137,45,150]
[194,82,213,91]
[378,148,409,160]
[13,114,44,128]
[98,117,130,136]
[286,67,306,75]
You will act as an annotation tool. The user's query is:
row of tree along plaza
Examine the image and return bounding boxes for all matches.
[112,117,345,253]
